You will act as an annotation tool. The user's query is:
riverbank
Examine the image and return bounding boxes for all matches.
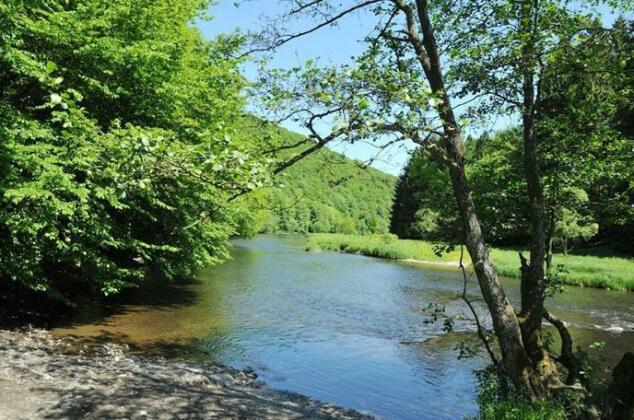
[306,234,634,291]
[0,328,370,419]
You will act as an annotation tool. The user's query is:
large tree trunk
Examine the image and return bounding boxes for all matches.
[409,0,537,395]
[545,209,556,275]
[516,0,561,394]
[443,131,534,394]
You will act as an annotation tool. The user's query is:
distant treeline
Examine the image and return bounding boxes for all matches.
[391,18,634,255]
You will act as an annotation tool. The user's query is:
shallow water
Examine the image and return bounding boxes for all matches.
[54,235,634,419]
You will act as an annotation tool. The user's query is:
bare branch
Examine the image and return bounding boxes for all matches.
[241,0,384,58]
[262,137,312,155]
[289,0,325,15]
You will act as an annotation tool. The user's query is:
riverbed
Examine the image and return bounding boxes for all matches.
[53,235,634,419]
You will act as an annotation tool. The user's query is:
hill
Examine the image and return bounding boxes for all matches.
[240,127,396,235]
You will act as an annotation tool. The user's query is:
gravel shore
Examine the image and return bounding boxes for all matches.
[0,329,372,419]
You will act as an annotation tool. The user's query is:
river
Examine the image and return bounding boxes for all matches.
[53,235,634,419]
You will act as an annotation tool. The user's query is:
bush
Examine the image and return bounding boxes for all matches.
[474,369,567,420]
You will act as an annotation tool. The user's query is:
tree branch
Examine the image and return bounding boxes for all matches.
[241,0,384,57]
[543,308,582,386]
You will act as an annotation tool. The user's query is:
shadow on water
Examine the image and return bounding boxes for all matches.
[48,278,210,357]
[0,273,208,360]
[67,277,201,322]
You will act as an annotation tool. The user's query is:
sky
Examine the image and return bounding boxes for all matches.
[197,1,415,175]
[197,1,626,175]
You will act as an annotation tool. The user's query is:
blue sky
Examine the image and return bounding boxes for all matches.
[197,1,415,175]
[197,1,626,175]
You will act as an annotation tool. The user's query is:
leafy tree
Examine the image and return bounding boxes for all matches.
[554,211,598,256]
[392,131,529,245]
[249,0,633,404]
[0,0,267,300]
[390,147,456,240]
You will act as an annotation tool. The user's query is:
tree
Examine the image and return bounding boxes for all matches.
[249,0,633,402]
[0,0,269,300]
[554,211,598,256]
[390,147,457,240]
[395,15,634,259]
[392,130,529,245]
[417,0,633,392]
[253,0,537,396]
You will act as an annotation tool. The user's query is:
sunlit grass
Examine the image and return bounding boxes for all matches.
[306,233,462,262]
[306,234,634,291]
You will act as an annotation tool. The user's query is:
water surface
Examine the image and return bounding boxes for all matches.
[54,235,634,419]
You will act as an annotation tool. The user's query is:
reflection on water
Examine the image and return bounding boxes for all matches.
[53,235,634,419]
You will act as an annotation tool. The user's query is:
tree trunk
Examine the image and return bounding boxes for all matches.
[410,0,536,395]
[609,352,634,419]
[411,0,574,397]
[517,0,561,393]
[442,131,534,394]
[545,209,556,275]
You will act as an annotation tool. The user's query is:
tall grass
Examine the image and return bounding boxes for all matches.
[306,234,634,291]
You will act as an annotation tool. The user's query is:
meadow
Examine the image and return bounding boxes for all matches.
[306,234,634,291]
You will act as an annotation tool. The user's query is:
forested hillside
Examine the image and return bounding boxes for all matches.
[236,127,396,235]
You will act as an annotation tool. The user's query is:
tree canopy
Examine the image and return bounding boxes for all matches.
[391,19,634,256]
[0,0,270,300]
[0,0,397,301]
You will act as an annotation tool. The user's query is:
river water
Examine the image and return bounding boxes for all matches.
[54,235,634,419]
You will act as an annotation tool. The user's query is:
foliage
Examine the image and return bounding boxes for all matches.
[234,125,396,236]
[390,131,530,245]
[473,368,567,420]
[393,13,634,250]
[390,147,458,240]
[0,0,267,300]
[265,153,394,235]
[390,131,528,245]
[554,205,599,256]
[0,0,397,301]
[392,116,633,252]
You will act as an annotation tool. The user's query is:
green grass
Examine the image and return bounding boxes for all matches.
[306,234,634,291]
[306,233,462,262]
[473,369,568,420]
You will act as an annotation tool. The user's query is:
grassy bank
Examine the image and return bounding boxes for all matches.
[306,234,634,291]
